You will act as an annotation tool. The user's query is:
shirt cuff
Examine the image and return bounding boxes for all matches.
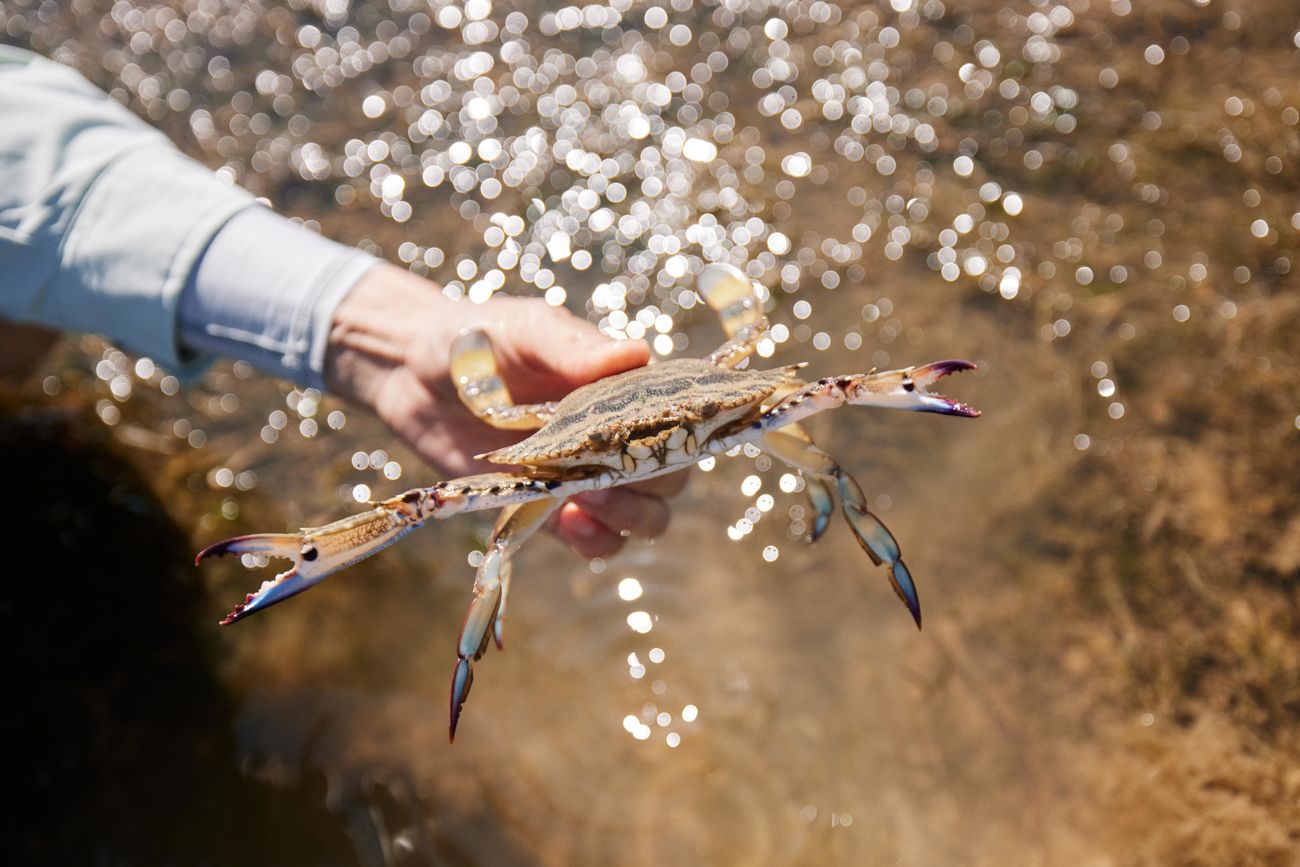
[178,206,380,390]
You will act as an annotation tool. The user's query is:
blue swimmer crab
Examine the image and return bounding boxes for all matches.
[198,264,980,740]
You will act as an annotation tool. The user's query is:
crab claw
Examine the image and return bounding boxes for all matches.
[906,359,981,417]
[849,360,980,418]
[197,533,323,625]
[198,501,427,625]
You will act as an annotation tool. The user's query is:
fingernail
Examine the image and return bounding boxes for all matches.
[570,512,603,538]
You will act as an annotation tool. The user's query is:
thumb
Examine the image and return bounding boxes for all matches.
[512,305,650,389]
[552,324,651,386]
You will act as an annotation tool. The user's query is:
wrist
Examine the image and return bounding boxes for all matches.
[323,262,456,410]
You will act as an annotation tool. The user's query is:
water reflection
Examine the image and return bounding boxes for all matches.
[6,0,1300,862]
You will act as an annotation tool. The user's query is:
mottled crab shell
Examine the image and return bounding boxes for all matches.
[481,358,798,467]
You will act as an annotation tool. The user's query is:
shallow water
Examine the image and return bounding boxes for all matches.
[5,0,1298,863]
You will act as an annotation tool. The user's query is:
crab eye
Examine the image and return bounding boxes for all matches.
[902,378,915,392]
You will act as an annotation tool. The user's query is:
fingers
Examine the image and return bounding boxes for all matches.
[548,487,674,560]
[574,488,671,539]
[523,300,649,376]
[549,327,650,387]
[482,299,651,400]
[549,501,624,560]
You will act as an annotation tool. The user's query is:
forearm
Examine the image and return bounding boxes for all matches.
[0,47,254,372]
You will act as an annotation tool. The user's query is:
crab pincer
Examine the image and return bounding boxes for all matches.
[197,497,430,624]
[900,360,981,417]
[196,532,323,625]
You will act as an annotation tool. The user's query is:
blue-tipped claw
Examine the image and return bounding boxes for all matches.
[889,561,922,630]
[450,554,503,742]
[449,657,473,743]
[838,472,922,629]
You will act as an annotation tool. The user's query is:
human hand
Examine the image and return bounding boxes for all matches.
[324,262,687,558]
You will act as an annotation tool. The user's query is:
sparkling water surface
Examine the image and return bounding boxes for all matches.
[7,0,1298,863]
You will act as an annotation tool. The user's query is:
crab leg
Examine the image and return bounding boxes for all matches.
[717,363,980,450]
[754,376,834,539]
[199,473,563,624]
[451,329,556,429]
[771,422,835,541]
[697,263,770,369]
[450,497,559,741]
[803,474,835,541]
[761,430,922,628]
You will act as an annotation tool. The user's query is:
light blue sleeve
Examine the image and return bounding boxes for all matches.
[0,45,254,372]
[178,206,378,390]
